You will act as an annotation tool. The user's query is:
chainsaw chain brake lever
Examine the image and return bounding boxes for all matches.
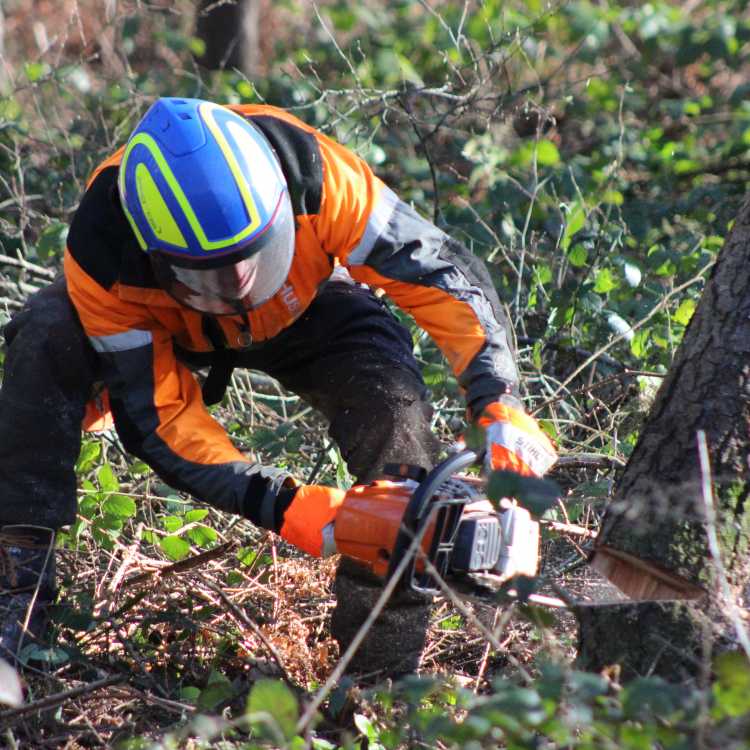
[386,448,486,595]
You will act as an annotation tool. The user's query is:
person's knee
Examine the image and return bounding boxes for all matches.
[329,365,440,481]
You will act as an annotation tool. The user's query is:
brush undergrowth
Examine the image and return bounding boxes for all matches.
[1,1,750,747]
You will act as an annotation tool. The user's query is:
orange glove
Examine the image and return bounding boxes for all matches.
[477,400,557,477]
[279,484,346,557]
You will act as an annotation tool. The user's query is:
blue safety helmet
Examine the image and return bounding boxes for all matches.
[118,97,295,315]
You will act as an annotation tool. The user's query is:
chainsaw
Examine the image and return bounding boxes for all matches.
[328,449,545,601]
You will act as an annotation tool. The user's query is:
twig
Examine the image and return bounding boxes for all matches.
[0,296,24,310]
[539,519,597,538]
[122,541,237,588]
[0,253,56,280]
[550,259,714,399]
[114,685,196,716]
[204,582,290,680]
[555,453,626,468]
[0,675,125,722]
[532,369,663,416]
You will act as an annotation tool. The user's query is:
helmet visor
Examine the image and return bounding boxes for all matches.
[151,193,295,315]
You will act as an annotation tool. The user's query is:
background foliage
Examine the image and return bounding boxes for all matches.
[1,0,749,747]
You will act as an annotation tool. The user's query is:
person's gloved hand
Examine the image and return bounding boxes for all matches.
[477,399,557,477]
[278,484,346,557]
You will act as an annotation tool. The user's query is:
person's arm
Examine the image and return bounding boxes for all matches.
[313,134,556,476]
[65,248,299,519]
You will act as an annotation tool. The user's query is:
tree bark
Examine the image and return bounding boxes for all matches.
[577,195,750,678]
[193,0,260,74]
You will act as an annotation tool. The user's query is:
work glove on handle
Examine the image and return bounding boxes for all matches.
[478,400,557,477]
[279,484,346,557]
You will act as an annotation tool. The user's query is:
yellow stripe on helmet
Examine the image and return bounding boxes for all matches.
[199,102,263,233]
[119,128,262,253]
[135,163,188,248]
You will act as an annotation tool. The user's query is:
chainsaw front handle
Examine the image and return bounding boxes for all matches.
[386,448,481,592]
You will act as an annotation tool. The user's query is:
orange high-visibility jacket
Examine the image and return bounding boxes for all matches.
[65,104,518,518]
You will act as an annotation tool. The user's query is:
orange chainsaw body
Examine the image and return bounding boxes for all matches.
[333,480,436,578]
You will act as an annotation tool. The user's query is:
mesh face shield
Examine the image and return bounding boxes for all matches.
[150,193,295,316]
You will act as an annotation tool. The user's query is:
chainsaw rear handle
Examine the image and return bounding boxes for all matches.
[385,448,480,590]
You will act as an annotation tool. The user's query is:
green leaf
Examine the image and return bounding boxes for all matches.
[76,441,101,473]
[535,139,560,166]
[354,713,379,743]
[102,494,137,518]
[601,189,624,205]
[185,509,209,523]
[187,524,218,547]
[567,243,588,267]
[561,205,586,250]
[673,298,696,326]
[566,671,610,702]
[712,651,750,718]
[18,644,69,666]
[247,679,299,741]
[24,61,46,82]
[98,514,124,531]
[36,222,68,261]
[622,677,685,721]
[593,268,619,294]
[237,547,258,567]
[97,464,119,493]
[197,675,235,711]
[439,614,463,631]
[486,471,560,518]
[162,515,183,533]
[630,328,651,359]
[160,535,190,561]
[179,686,201,704]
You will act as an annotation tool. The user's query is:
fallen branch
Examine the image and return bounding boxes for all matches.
[0,674,125,723]
[539,519,597,538]
[122,541,237,589]
[0,253,56,280]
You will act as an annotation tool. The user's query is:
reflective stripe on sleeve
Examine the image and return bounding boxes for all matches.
[89,330,153,353]
[347,186,400,265]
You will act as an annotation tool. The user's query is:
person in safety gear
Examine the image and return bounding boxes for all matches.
[0,98,556,674]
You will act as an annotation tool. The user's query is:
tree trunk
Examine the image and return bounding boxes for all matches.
[577,195,750,679]
[193,0,260,74]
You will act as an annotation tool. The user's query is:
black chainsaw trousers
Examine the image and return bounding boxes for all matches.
[0,276,440,527]
[0,277,439,675]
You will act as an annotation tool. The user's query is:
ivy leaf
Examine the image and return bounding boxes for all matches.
[247,679,299,740]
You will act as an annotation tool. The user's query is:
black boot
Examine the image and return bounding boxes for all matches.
[0,526,56,664]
